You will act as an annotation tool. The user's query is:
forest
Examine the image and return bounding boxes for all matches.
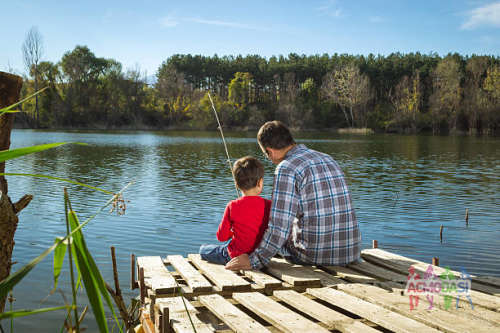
[17,45,500,134]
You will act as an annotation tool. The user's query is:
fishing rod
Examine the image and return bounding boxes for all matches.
[207,92,240,198]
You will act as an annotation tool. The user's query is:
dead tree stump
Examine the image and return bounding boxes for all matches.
[0,71,33,312]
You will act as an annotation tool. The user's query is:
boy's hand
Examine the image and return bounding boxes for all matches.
[225,254,251,271]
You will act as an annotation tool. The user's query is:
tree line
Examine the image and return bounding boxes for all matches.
[18,45,500,134]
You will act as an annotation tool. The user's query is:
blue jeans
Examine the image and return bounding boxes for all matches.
[199,243,231,265]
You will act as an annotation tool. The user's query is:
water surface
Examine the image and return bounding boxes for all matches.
[6,130,500,331]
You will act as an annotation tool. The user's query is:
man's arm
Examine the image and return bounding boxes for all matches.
[228,167,298,270]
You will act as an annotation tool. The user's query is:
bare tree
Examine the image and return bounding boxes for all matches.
[22,26,44,127]
[322,64,372,128]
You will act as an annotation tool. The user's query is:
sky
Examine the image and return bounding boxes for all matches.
[1,0,499,77]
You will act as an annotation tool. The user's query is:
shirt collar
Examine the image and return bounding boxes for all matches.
[284,144,305,160]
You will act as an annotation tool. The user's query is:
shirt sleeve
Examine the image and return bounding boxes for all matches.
[249,167,298,269]
[216,202,233,241]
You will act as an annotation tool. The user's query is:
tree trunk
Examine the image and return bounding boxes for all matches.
[0,71,32,313]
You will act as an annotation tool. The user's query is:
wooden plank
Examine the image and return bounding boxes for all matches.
[140,312,155,333]
[155,297,214,333]
[347,260,408,283]
[265,258,322,287]
[198,294,271,333]
[137,256,178,294]
[167,255,213,292]
[233,292,330,333]
[322,265,378,284]
[273,290,379,333]
[338,283,499,333]
[188,254,251,291]
[243,269,283,290]
[362,249,500,295]
[475,276,500,288]
[307,287,441,333]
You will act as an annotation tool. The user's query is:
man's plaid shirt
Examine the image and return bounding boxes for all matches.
[249,144,361,269]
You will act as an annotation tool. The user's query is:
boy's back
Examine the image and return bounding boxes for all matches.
[217,196,271,258]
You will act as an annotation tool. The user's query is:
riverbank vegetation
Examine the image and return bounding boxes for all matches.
[16,46,500,134]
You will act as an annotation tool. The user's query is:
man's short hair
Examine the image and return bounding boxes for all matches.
[257,120,295,149]
[233,156,264,191]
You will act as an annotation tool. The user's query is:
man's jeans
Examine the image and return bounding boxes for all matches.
[199,243,231,265]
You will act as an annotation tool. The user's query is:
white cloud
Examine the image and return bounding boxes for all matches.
[316,0,343,18]
[187,18,265,31]
[160,15,179,27]
[462,1,500,29]
[159,14,264,30]
[369,16,384,23]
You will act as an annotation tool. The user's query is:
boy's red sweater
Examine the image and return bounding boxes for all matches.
[216,196,271,258]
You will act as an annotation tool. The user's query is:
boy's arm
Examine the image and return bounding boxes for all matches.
[216,203,233,241]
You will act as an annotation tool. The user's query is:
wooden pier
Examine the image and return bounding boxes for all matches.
[135,247,500,333]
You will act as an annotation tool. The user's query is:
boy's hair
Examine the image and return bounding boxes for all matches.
[257,120,295,149]
[233,156,264,191]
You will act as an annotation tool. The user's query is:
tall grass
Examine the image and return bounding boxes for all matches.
[0,93,132,332]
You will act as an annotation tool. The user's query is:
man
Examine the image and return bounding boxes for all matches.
[225,120,361,271]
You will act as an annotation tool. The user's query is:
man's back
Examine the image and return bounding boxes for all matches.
[274,144,361,265]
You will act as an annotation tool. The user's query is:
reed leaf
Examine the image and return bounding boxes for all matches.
[0,86,48,115]
[1,173,113,195]
[0,142,87,163]
[0,238,64,300]
[68,210,122,332]
[52,237,68,292]
[0,182,132,301]
[0,305,70,320]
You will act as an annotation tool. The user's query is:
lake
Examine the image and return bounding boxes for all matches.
[6,129,500,331]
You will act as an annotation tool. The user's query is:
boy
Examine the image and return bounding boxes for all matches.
[199,156,271,265]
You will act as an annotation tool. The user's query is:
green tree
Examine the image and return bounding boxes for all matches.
[429,56,464,133]
[389,72,422,132]
[228,72,253,109]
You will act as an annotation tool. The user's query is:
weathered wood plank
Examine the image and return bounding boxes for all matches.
[167,255,213,292]
[137,256,178,294]
[233,292,330,333]
[265,258,322,287]
[322,265,378,284]
[307,287,441,333]
[243,269,283,290]
[198,294,271,333]
[362,248,500,296]
[273,290,379,333]
[338,283,499,333]
[188,254,251,291]
[141,312,155,333]
[474,276,500,288]
[347,260,408,283]
[155,296,214,333]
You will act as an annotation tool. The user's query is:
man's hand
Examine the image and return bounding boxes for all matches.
[225,253,251,271]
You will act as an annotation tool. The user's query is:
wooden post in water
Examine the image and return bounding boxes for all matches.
[440,225,444,243]
[110,246,121,296]
[465,208,469,225]
[432,257,439,266]
[139,267,145,303]
[131,253,136,290]
[372,240,378,249]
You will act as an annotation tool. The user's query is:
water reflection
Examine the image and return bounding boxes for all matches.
[6,130,500,331]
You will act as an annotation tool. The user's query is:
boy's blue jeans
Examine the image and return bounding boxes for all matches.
[199,243,231,265]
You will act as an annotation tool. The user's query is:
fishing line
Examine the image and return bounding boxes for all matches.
[207,92,240,198]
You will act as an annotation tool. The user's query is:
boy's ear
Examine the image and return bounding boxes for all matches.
[258,178,264,187]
